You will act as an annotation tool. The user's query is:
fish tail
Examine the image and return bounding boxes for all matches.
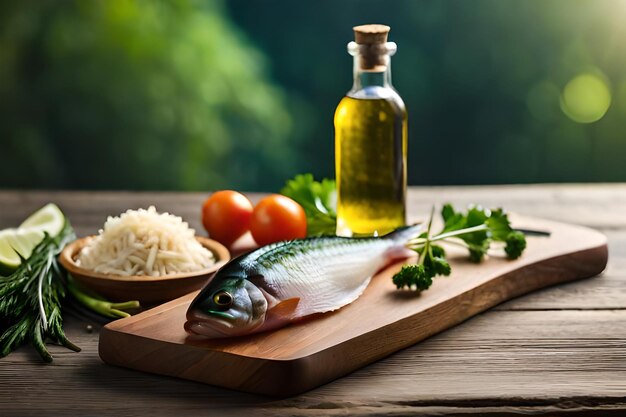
[383,224,424,244]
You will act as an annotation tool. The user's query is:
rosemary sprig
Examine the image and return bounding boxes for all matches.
[0,221,80,362]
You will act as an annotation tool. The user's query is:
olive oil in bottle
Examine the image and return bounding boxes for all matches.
[334,25,408,237]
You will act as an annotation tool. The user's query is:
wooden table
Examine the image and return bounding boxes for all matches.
[1,185,625,416]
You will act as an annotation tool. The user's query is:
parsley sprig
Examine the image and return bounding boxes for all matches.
[393,204,527,291]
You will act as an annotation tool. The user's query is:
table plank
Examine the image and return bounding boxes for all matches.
[1,310,625,416]
[0,186,625,416]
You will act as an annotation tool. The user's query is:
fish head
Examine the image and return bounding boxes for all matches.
[185,272,268,338]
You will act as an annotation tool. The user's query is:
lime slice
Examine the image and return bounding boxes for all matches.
[0,229,21,274]
[0,204,66,274]
[6,228,46,260]
[19,203,65,237]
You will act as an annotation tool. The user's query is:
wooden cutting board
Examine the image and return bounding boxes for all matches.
[99,216,608,396]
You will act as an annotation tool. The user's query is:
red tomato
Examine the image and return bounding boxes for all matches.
[250,195,307,246]
[201,191,253,247]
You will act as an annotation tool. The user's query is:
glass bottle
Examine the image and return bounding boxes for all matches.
[334,25,408,237]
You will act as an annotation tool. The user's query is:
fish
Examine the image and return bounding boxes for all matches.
[184,224,422,339]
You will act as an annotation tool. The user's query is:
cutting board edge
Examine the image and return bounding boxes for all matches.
[98,241,608,396]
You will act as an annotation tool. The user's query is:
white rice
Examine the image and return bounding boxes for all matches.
[77,206,215,276]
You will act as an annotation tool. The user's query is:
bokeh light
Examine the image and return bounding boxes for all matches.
[560,72,611,123]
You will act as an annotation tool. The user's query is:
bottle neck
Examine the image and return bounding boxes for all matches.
[347,41,397,95]
[353,65,392,90]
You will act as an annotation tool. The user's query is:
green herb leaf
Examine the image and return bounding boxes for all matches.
[441,205,489,249]
[485,208,514,241]
[441,203,465,233]
[427,255,451,276]
[415,244,451,275]
[505,230,527,259]
[392,264,434,291]
[281,174,337,236]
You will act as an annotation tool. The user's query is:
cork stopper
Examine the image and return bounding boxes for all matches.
[352,24,391,71]
[353,24,390,45]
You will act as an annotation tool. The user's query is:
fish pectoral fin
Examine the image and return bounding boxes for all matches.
[267,297,300,320]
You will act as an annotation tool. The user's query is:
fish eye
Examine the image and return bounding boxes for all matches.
[212,291,233,308]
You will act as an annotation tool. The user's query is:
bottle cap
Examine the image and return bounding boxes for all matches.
[352,24,392,71]
[353,24,390,45]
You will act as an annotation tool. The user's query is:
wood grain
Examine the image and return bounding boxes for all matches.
[495,230,626,310]
[0,187,624,416]
[2,310,626,416]
[99,216,607,396]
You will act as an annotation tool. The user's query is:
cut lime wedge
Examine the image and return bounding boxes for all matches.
[0,229,21,274]
[6,228,46,260]
[0,204,66,274]
[20,203,65,237]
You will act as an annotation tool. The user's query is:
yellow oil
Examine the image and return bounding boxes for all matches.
[334,94,407,236]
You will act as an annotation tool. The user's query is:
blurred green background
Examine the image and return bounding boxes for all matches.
[1,0,624,191]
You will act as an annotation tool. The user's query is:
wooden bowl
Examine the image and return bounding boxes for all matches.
[59,236,230,306]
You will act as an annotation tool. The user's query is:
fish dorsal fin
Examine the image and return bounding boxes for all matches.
[267,297,300,320]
